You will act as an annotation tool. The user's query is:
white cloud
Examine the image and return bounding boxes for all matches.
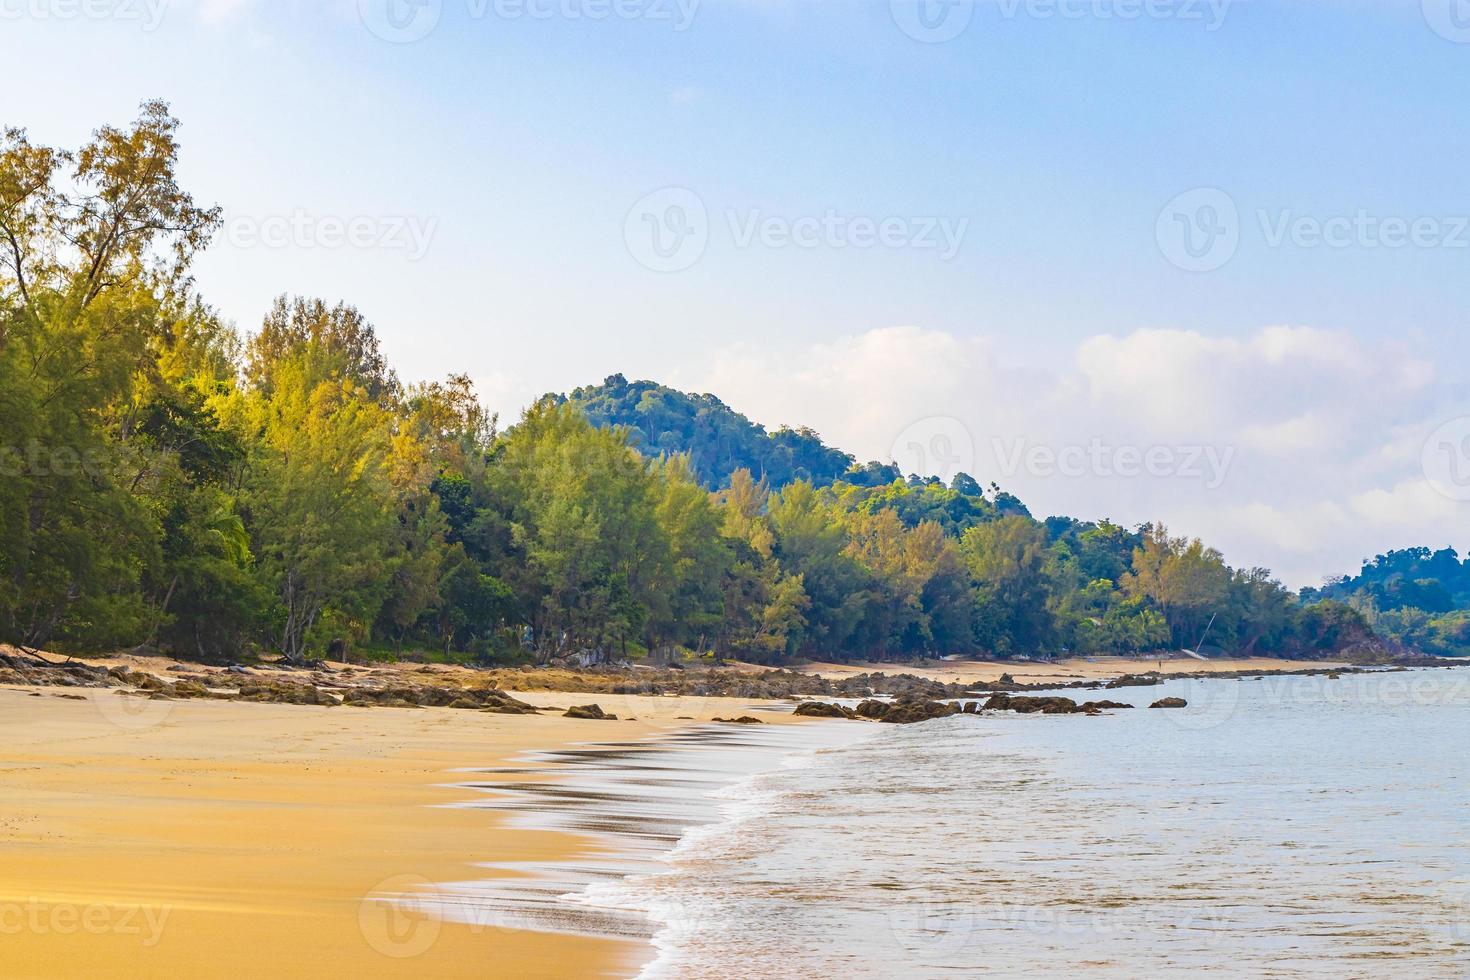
[195,0,257,23]
[688,323,1467,588]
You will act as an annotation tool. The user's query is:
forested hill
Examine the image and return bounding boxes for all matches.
[561,375,864,490]
[0,102,1438,668]
[1301,548,1470,655]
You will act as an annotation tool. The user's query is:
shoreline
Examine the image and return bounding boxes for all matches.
[4,653,1463,977]
[0,686,793,979]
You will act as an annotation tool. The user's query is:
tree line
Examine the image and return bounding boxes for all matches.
[0,103,1387,665]
[1303,547,1470,657]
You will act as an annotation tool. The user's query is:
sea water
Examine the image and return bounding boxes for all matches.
[453,668,1470,978]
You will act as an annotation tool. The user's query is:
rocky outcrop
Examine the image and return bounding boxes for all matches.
[712,716,764,724]
[982,693,1081,714]
[564,703,617,720]
[1105,674,1161,689]
[1149,697,1188,708]
[879,700,960,724]
[793,701,855,719]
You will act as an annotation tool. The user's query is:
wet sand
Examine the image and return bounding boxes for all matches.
[0,686,782,979]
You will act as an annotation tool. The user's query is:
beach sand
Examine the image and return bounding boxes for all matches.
[794,655,1346,687]
[0,686,772,980]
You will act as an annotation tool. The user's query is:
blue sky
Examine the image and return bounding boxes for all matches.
[6,0,1469,585]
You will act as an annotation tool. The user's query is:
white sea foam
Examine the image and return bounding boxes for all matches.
[441,670,1470,977]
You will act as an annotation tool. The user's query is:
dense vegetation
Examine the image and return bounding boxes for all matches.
[0,104,1427,666]
[1302,548,1470,657]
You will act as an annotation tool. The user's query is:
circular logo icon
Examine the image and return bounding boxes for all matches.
[1423,0,1470,42]
[1157,676,1241,732]
[1155,187,1239,273]
[359,0,442,43]
[887,897,980,957]
[889,416,976,483]
[624,187,708,273]
[890,0,976,43]
[91,689,176,732]
[1422,416,1470,501]
[359,875,444,958]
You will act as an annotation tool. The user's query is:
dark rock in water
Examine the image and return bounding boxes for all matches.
[961,701,979,714]
[1078,700,1133,711]
[983,693,1081,714]
[713,716,764,724]
[880,700,959,724]
[793,701,855,719]
[855,699,891,719]
[1105,673,1161,689]
[1149,697,1188,709]
[1327,672,1341,679]
[565,703,617,720]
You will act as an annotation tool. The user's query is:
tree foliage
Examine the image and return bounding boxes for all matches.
[0,103,1423,665]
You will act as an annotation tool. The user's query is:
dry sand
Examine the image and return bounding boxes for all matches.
[794,655,1346,687]
[0,686,774,980]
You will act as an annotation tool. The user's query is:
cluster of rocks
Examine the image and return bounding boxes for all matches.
[0,651,543,713]
[0,653,117,689]
[791,691,1183,724]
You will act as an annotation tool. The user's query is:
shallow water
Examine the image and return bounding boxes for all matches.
[448,667,1470,978]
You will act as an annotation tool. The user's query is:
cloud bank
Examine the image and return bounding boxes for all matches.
[687,324,1467,589]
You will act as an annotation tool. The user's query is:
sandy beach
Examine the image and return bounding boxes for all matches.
[794,655,1347,687]
[0,685,775,980]
[0,652,1364,979]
